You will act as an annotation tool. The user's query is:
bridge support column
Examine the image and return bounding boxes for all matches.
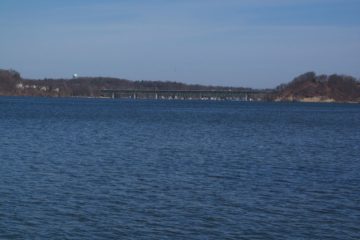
[111,92,115,99]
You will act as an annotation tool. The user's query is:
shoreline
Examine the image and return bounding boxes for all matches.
[0,94,359,104]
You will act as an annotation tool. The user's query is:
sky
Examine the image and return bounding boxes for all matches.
[0,0,359,88]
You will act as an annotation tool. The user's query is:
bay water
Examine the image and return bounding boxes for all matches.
[0,97,359,239]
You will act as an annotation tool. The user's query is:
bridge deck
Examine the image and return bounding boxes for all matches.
[101,89,270,93]
[101,89,272,100]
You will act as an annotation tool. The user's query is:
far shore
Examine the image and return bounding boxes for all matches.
[0,94,359,104]
[1,69,360,103]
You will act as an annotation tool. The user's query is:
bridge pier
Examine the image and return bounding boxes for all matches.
[102,89,270,101]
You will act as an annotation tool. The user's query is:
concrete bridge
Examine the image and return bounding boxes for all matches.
[101,89,272,101]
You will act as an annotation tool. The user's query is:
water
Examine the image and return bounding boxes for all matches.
[0,97,359,239]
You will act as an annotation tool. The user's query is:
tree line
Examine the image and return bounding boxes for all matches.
[0,69,251,97]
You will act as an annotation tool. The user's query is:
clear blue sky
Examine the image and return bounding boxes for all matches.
[1,0,359,88]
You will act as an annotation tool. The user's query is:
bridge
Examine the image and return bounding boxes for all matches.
[101,89,272,101]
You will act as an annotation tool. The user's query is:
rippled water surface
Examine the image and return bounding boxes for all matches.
[0,97,359,239]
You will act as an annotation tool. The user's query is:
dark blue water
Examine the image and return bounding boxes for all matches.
[0,97,359,239]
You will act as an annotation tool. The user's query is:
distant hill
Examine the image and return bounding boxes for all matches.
[274,72,360,103]
[0,69,250,98]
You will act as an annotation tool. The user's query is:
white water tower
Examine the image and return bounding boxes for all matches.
[73,73,78,79]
